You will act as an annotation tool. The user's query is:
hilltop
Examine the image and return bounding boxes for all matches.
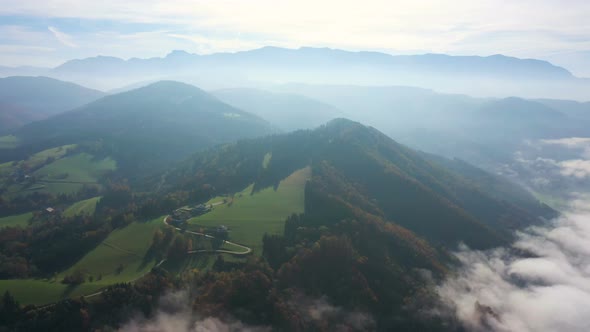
[7,81,273,174]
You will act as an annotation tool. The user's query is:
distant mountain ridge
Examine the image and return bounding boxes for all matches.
[53,47,574,80]
[5,46,586,99]
[0,76,105,133]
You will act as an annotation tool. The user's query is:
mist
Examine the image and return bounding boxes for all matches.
[118,291,374,332]
[4,47,590,101]
[437,138,590,332]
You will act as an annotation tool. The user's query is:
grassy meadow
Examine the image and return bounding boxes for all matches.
[188,166,310,254]
[63,196,101,217]
[0,212,33,229]
[0,216,164,305]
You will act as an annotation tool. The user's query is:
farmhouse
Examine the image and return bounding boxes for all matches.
[172,204,212,221]
[213,225,229,237]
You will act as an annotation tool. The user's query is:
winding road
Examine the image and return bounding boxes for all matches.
[161,202,252,256]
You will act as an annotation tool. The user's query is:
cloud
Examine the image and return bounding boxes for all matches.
[437,135,590,331]
[118,290,374,332]
[119,291,271,332]
[284,294,375,331]
[537,138,590,178]
[122,315,270,332]
[48,26,77,48]
[437,197,590,332]
[542,137,590,159]
[541,137,590,148]
[559,159,590,179]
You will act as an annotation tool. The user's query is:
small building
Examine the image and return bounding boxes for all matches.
[214,225,229,237]
[169,218,186,228]
[192,204,211,215]
[45,207,55,214]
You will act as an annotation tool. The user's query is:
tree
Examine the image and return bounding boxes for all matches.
[62,270,85,284]
[0,291,20,324]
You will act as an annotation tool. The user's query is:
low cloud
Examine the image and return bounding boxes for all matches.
[284,294,375,331]
[439,138,590,331]
[119,290,373,331]
[437,194,590,332]
[119,291,270,332]
[559,159,590,178]
[541,137,590,148]
[504,138,590,196]
[541,137,590,159]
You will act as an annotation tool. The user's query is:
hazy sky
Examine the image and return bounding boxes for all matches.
[1,0,589,76]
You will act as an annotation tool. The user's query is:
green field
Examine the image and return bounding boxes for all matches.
[0,212,33,229]
[0,279,104,306]
[0,145,77,177]
[0,216,164,305]
[34,153,116,194]
[62,216,164,283]
[1,150,115,196]
[28,145,77,168]
[205,195,228,205]
[188,167,310,253]
[0,135,18,149]
[0,161,14,176]
[63,196,101,217]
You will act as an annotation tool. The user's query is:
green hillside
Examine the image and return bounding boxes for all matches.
[62,217,163,284]
[0,216,164,305]
[34,153,116,194]
[0,135,17,149]
[188,167,310,253]
[63,196,101,217]
[0,212,32,229]
[164,119,552,250]
[11,81,273,175]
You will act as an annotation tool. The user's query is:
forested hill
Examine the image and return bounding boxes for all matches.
[0,118,556,331]
[7,81,273,174]
[121,118,554,330]
[161,118,554,249]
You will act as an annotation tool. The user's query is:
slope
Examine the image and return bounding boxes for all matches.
[162,118,553,250]
[9,81,273,174]
[0,76,105,133]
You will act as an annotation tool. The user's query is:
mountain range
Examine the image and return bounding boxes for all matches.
[1,47,588,99]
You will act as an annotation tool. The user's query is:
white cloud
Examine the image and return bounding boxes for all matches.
[119,291,271,332]
[559,159,590,179]
[542,137,590,149]
[48,26,77,48]
[118,291,373,332]
[438,198,590,332]
[438,136,590,331]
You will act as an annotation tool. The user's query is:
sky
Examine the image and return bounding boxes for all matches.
[0,0,589,76]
